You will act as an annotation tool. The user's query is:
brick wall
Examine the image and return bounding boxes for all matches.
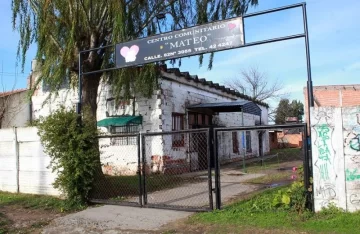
[304,85,360,131]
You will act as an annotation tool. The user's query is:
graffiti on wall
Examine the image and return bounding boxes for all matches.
[342,107,360,211]
[312,108,338,208]
[346,169,360,181]
[344,112,360,154]
[350,194,360,205]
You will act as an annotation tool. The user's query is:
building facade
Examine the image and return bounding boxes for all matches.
[0,89,30,129]
[29,60,269,175]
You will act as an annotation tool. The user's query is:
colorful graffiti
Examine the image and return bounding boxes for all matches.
[344,112,360,153]
[345,169,360,181]
[317,124,331,162]
[315,124,334,182]
[350,134,360,152]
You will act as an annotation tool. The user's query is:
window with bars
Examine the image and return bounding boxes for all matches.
[172,113,184,147]
[110,124,139,145]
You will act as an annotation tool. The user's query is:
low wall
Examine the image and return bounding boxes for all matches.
[0,127,59,196]
[311,107,360,212]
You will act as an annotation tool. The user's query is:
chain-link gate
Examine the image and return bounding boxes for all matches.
[89,133,143,206]
[213,124,312,209]
[142,128,213,211]
[89,129,214,211]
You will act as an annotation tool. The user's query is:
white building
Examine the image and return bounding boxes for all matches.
[0,89,31,129]
[29,60,269,175]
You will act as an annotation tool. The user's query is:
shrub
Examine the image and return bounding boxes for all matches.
[272,166,307,213]
[37,106,100,207]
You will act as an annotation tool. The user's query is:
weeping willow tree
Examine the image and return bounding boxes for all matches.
[12,0,258,118]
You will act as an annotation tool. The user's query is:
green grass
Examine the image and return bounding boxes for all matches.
[238,148,303,173]
[0,191,85,212]
[245,171,292,184]
[191,186,360,234]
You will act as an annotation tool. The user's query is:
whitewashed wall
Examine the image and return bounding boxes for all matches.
[0,91,30,128]
[0,127,59,196]
[311,107,360,212]
[160,76,269,164]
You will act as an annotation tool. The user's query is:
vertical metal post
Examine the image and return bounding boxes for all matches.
[141,134,147,205]
[259,131,264,166]
[14,127,19,193]
[302,5,314,211]
[213,129,221,209]
[137,133,143,206]
[303,3,314,130]
[77,52,82,115]
[303,3,314,107]
[303,125,309,187]
[207,128,214,210]
[303,125,313,211]
[242,16,246,45]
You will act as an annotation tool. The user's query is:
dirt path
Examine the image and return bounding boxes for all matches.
[0,205,63,233]
[124,172,264,209]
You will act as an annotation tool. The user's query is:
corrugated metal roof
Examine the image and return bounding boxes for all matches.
[187,100,262,116]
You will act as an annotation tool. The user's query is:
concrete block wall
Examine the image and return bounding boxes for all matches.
[304,85,360,131]
[311,106,360,212]
[0,127,59,196]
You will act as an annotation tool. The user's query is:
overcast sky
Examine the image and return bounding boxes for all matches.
[0,0,359,109]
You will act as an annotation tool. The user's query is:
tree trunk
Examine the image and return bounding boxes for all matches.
[82,73,101,118]
[81,73,120,200]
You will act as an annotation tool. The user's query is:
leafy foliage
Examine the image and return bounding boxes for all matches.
[12,0,259,117]
[192,185,360,234]
[37,106,100,206]
[275,99,304,124]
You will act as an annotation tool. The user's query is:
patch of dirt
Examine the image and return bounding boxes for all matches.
[0,205,63,233]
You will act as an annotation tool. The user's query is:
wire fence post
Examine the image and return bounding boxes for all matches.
[208,128,214,210]
[213,129,221,209]
[141,134,147,205]
[137,133,143,207]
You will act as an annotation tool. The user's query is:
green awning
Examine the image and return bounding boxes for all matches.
[97,116,142,127]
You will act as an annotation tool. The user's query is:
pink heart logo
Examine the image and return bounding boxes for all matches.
[228,23,236,30]
[120,45,140,58]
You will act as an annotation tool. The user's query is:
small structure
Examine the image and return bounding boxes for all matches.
[28,60,270,175]
[269,117,303,149]
[0,89,30,128]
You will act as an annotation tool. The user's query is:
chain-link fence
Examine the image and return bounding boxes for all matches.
[89,124,311,211]
[89,134,142,206]
[142,129,213,211]
[213,124,310,209]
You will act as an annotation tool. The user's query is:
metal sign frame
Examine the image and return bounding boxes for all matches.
[77,2,314,113]
[77,3,314,174]
[77,2,315,209]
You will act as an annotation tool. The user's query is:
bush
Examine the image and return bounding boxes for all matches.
[37,106,100,207]
[272,166,307,213]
